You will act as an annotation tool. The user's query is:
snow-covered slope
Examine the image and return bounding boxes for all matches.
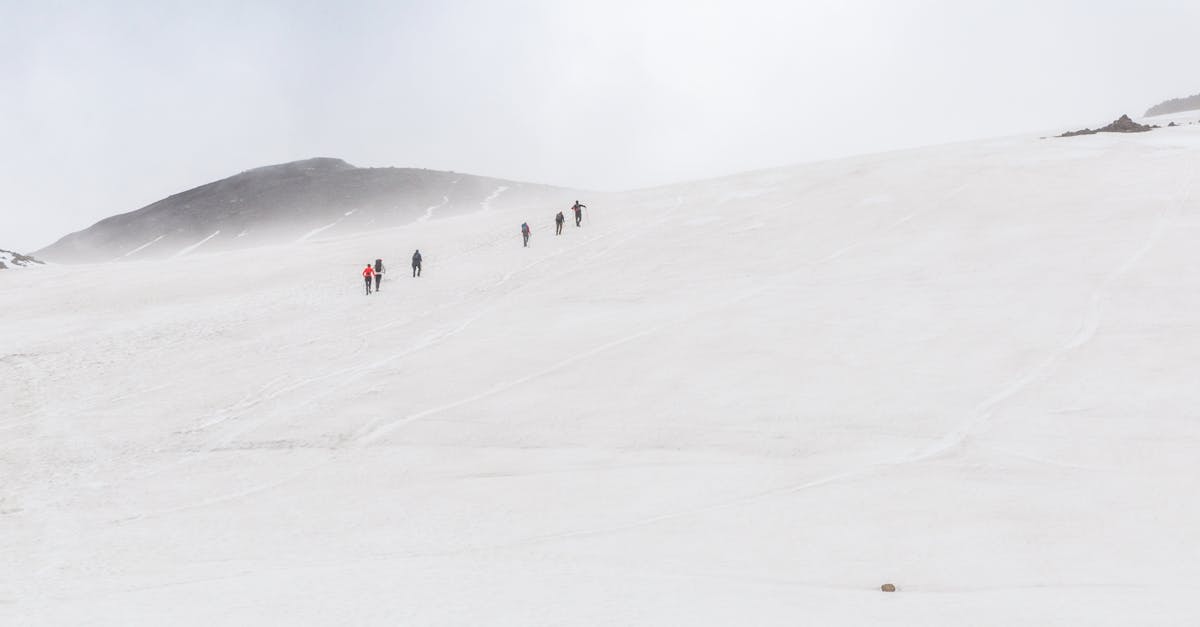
[4,127,1200,625]
[0,248,45,269]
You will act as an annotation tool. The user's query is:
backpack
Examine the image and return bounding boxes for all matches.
[374,259,383,273]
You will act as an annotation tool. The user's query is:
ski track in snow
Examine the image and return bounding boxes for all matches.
[354,323,669,445]
[298,210,359,243]
[909,171,1189,463]
[171,231,220,258]
[480,185,508,211]
[418,196,449,222]
[117,235,165,259]
[297,222,340,243]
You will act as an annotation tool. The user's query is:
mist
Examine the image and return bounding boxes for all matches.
[3,0,1199,251]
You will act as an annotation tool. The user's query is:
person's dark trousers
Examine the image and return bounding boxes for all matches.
[575,213,582,227]
[413,263,421,277]
[364,277,372,295]
[556,222,563,235]
[522,234,529,247]
[374,274,382,291]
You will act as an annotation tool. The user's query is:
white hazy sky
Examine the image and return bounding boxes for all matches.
[3,0,1200,251]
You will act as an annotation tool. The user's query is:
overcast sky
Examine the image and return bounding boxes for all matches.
[3,0,1199,251]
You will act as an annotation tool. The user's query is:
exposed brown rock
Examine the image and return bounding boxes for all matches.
[1059,114,1155,138]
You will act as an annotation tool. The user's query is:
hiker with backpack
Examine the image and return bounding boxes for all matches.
[571,200,586,227]
[521,222,531,247]
[362,264,375,295]
[412,249,422,277]
[373,258,385,291]
[555,211,565,235]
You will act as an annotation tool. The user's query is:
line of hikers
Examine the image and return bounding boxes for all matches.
[361,201,588,293]
[555,200,586,235]
[528,201,585,246]
[362,249,421,295]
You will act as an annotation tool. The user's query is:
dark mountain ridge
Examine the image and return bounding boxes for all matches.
[1145,93,1200,117]
[36,158,574,263]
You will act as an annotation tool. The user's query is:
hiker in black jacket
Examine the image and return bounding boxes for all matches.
[412,250,422,277]
[571,201,586,227]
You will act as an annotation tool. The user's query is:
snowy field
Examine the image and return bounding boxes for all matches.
[5,127,1200,625]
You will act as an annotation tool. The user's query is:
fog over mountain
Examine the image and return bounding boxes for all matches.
[1145,92,1200,117]
[35,158,577,264]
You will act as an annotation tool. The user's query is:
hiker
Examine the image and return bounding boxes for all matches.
[362,264,375,295]
[521,222,531,247]
[555,211,565,235]
[572,200,586,227]
[373,258,385,291]
[412,249,422,277]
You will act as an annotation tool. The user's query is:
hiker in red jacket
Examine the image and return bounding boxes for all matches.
[362,264,375,295]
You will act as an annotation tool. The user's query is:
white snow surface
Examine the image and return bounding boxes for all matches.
[5,128,1200,625]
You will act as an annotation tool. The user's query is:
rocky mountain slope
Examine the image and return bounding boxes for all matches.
[1145,92,1200,117]
[35,158,576,263]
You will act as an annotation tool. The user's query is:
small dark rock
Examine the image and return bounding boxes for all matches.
[881,583,897,592]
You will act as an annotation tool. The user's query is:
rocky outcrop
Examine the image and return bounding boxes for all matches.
[0,249,45,269]
[1059,114,1155,138]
